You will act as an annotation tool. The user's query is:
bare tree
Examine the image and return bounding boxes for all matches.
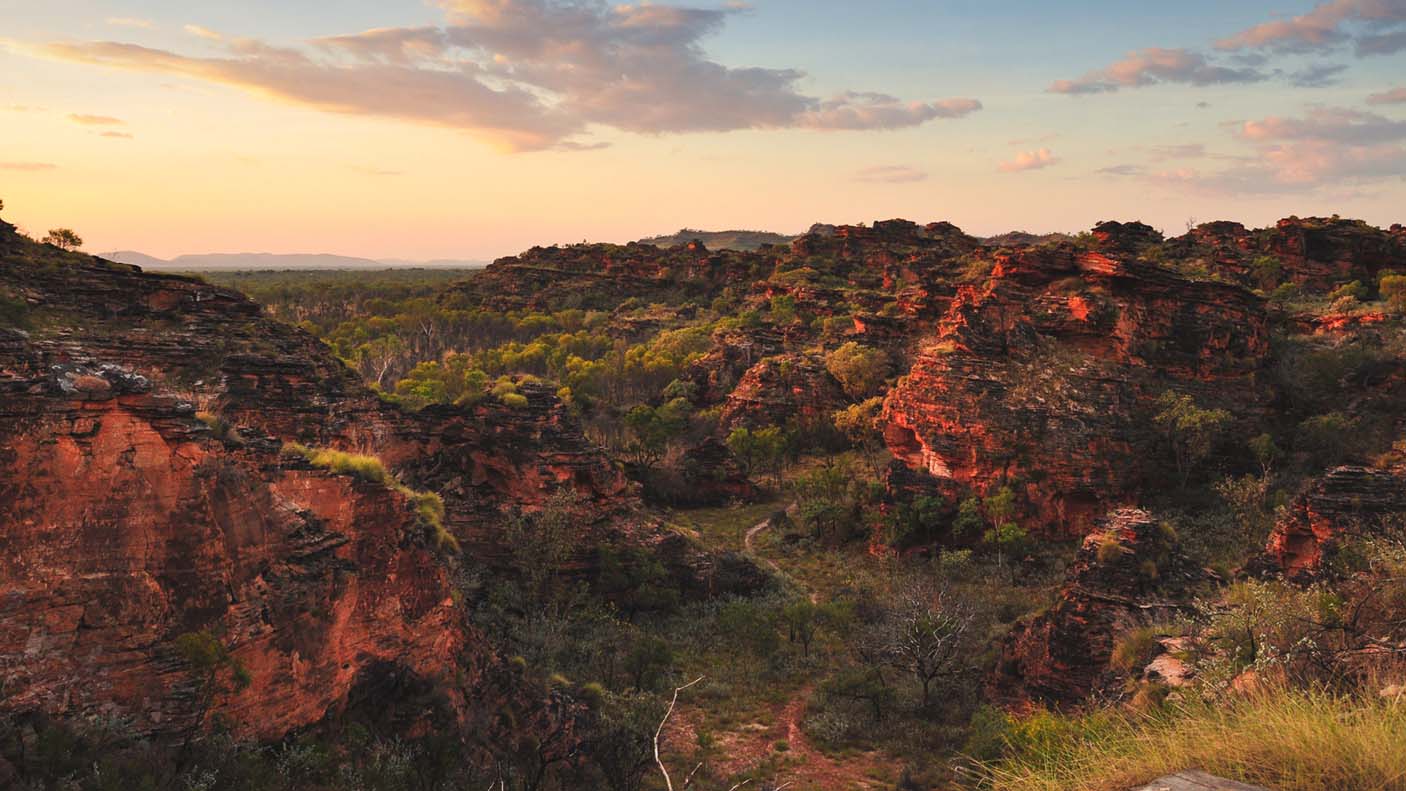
[882,581,975,708]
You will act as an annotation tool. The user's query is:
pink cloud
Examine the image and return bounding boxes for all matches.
[1000,148,1059,172]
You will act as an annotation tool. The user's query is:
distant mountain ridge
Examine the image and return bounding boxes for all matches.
[100,250,486,270]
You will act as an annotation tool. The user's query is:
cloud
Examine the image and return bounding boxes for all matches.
[100,131,134,139]
[853,165,928,183]
[1050,48,1267,94]
[1217,0,1406,55]
[798,94,980,130]
[1288,62,1350,87]
[1000,148,1059,172]
[184,25,224,41]
[106,17,153,29]
[28,1,981,152]
[68,113,125,126]
[1367,86,1406,103]
[1097,164,1145,176]
[1356,29,1406,54]
[1173,106,1406,192]
[1148,143,1207,160]
[1236,106,1406,145]
[0,162,57,171]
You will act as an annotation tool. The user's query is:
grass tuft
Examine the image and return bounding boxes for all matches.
[282,442,459,554]
[971,686,1406,791]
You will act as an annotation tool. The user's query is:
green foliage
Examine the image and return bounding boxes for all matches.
[1154,391,1234,488]
[1110,625,1169,673]
[824,341,889,400]
[725,424,786,481]
[1250,255,1282,291]
[1248,432,1282,475]
[1328,280,1369,304]
[1295,411,1358,468]
[622,636,673,691]
[1380,273,1406,313]
[282,443,459,552]
[952,496,983,539]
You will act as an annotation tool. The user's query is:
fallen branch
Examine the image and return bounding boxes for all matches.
[655,676,704,791]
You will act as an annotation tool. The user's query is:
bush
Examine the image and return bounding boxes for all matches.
[824,342,890,400]
[500,392,530,408]
[1380,273,1406,313]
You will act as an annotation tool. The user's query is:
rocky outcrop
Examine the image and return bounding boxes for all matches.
[1259,466,1406,579]
[994,508,1202,705]
[883,244,1270,535]
[0,348,465,738]
[0,234,647,739]
[720,353,849,433]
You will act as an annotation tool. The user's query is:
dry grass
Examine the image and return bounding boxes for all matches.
[282,443,460,553]
[974,687,1406,791]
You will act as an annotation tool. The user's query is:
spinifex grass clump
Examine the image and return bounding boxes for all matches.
[282,443,459,553]
[972,686,1406,791]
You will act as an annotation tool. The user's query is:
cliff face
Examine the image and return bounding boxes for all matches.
[883,245,1270,535]
[0,234,640,737]
[0,342,464,738]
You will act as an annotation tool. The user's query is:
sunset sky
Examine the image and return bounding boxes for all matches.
[3,0,1405,261]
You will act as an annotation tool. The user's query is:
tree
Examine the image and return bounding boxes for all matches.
[1380,273,1406,314]
[884,584,974,708]
[824,342,889,400]
[42,228,82,251]
[833,396,886,471]
[726,425,786,484]
[624,636,673,692]
[1248,433,1282,478]
[981,486,1027,569]
[782,600,820,657]
[1154,391,1233,488]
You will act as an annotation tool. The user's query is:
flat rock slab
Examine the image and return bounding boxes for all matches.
[1131,771,1270,791]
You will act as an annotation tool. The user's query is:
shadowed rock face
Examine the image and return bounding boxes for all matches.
[993,508,1202,705]
[883,245,1271,536]
[0,231,641,738]
[0,349,465,738]
[1259,466,1406,579]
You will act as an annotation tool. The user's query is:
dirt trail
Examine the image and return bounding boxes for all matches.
[744,502,798,554]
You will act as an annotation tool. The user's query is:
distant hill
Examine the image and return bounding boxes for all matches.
[635,228,798,251]
[981,231,1077,248]
[99,251,486,270]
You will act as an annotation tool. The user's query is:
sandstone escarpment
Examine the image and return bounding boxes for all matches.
[994,508,1202,705]
[0,232,646,738]
[0,345,464,737]
[884,244,1271,535]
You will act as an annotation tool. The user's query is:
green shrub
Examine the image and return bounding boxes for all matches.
[500,392,530,408]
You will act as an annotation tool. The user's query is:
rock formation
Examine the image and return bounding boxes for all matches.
[994,508,1202,704]
[1259,465,1406,579]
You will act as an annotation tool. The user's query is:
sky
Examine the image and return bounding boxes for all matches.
[1,0,1404,261]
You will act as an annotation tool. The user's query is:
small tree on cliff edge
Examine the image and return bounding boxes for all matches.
[1155,391,1233,489]
[42,228,82,251]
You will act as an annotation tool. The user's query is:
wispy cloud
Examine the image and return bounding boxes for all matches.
[853,165,928,183]
[1216,0,1406,55]
[99,131,134,139]
[68,113,125,126]
[1288,62,1350,87]
[1367,86,1406,104]
[106,17,153,29]
[26,0,981,152]
[1050,48,1266,95]
[184,24,223,41]
[1000,148,1059,172]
